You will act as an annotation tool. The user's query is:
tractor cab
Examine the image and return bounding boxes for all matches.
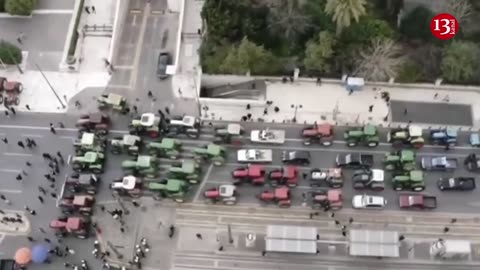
[465,153,480,172]
[147,138,183,159]
[110,134,142,156]
[301,123,334,146]
[193,143,226,166]
[72,152,105,173]
[74,133,106,155]
[430,127,457,147]
[168,160,201,183]
[204,184,237,205]
[97,93,129,114]
[258,186,291,207]
[214,124,244,144]
[110,175,143,198]
[268,166,299,187]
[148,179,188,203]
[384,150,416,171]
[129,113,162,138]
[311,189,343,210]
[165,115,201,138]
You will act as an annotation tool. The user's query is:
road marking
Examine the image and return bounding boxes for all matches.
[193,164,213,202]
[130,4,151,89]
[59,136,76,143]
[32,9,73,14]
[67,155,72,165]
[132,14,137,25]
[21,134,43,138]
[96,200,117,205]
[3,153,33,157]
[0,169,20,173]
[0,189,22,194]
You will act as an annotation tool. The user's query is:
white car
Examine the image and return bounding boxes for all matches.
[250,129,285,144]
[237,149,273,163]
[352,194,387,209]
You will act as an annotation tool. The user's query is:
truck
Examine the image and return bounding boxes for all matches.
[398,193,437,209]
[237,149,273,163]
[421,156,458,171]
[250,129,285,144]
[335,153,374,169]
[430,239,471,260]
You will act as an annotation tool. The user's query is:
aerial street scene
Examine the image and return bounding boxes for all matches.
[1,0,480,269]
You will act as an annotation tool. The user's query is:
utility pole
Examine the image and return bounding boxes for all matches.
[34,63,66,108]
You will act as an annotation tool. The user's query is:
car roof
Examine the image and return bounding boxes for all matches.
[287,150,310,158]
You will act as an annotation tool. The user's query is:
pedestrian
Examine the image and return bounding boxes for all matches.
[38,196,44,203]
[342,231,347,237]
[316,77,321,85]
[309,213,313,219]
[30,210,36,215]
[26,161,32,166]
[330,212,335,218]
[133,105,138,114]
[50,123,56,134]
[399,235,405,241]
[75,101,81,108]
[51,192,57,198]
[39,227,46,233]
[44,174,52,181]
[348,89,353,95]
[44,238,51,243]
[0,194,5,201]
[91,6,96,13]
[335,220,340,225]
[263,108,268,115]
[1,137,7,144]
[17,141,25,148]
[274,106,279,113]
[58,122,65,128]
[341,225,347,230]
[165,106,170,114]
[443,227,450,233]
[16,32,24,44]
[404,108,408,115]
[246,113,252,120]
[451,218,457,223]
[16,174,22,181]
[25,104,31,110]
[178,88,182,96]
[132,200,140,207]
[85,6,90,13]
[434,93,438,99]
[100,205,105,212]
[120,227,125,233]
[27,236,35,242]
[24,205,30,211]
[148,91,153,98]
[302,172,307,179]
[218,246,224,251]
[349,217,354,224]
[262,251,266,256]
[368,105,374,112]
[196,233,202,240]
[246,104,251,110]
[9,107,16,115]
[43,153,52,160]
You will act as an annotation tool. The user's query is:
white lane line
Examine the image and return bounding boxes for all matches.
[21,134,43,138]
[67,155,72,165]
[193,164,213,202]
[0,189,22,194]
[4,153,33,157]
[0,169,20,173]
[96,200,117,205]
[32,9,73,14]
[59,136,76,143]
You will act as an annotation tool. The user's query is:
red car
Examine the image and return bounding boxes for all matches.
[268,166,298,187]
[231,165,265,185]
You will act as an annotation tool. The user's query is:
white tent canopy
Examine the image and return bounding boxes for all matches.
[265,225,317,254]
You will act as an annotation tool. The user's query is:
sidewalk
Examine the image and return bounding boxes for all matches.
[0,210,30,235]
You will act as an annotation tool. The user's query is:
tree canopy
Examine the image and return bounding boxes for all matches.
[340,17,395,47]
[303,31,336,74]
[355,39,405,81]
[0,41,23,65]
[441,41,480,83]
[399,5,434,42]
[5,0,37,15]
[325,0,367,35]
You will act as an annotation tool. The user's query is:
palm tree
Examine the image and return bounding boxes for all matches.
[354,38,405,82]
[325,0,367,36]
[268,0,311,41]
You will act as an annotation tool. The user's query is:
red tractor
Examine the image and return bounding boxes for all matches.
[49,216,91,239]
[76,113,110,134]
[0,77,23,106]
[231,165,266,185]
[59,195,95,216]
[311,189,343,210]
[204,184,237,205]
[301,123,334,146]
[258,186,291,207]
[268,166,299,187]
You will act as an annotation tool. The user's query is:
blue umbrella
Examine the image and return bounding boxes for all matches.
[31,243,50,263]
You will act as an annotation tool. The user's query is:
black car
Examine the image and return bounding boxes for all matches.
[282,150,310,165]
[336,153,374,168]
[437,177,476,191]
[157,52,170,79]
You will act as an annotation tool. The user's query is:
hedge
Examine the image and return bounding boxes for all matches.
[0,41,22,65]
[68,0,85,58]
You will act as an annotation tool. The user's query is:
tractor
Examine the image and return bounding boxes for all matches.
[258,186,291,208]
[75,113,110,135]
[344,124,380,147]
[110,134,142,156]
[267,166,299,187]
[310,189,343,210]
[73,133,106,155]
[193,143,226,166]
[0,77,23,106]
[430,127,457,147]
[147,138,182,159]
[383,150,416,171]
[231,165,266,185]
[164,115,201,139]
[387,125,425,149]
[122,155,159,178]
[465,153,480,172]
[392,170,425,192]
[49,216,90,239]
[97,93,129,114]
[129,113,163,138]
[59,195,95,216]
[301,123,334,146]
[148,179,189,203]
[167,159,201,184]
[110,175,143,198]
[65,173,100,195]
[204,185,237,205]
[71,152,105,174]
[213,123,244,145]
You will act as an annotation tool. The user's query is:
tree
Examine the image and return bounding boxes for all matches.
[303,31,336,74]
[445,0,472,24]
[399,6,435,42]
[325,0,367,36]
[0,41,23,65]
[268,0,311,42]
[5,0,37,15]
[219,37,280,75]
[354,39,405,81]
[0,0,5,12]
[441,41,480,83]
[340,17,395,47]
[396,61,425,83]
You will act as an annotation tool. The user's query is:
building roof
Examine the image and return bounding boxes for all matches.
[265,225,317,254]
[349,229,400,257]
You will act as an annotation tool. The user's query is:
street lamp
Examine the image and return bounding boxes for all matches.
[34,63,66,109]
[291,104,302,123]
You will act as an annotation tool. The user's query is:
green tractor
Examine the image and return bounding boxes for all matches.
[167,159,201,184]
[122,155,159,178]
[193,143,226,166]
[110,134,142,156]
[129,113,163,138]
[383,150,416,171]
[344,125,380,147]
[391,170,425,192]
[71,152,105,174]
[148,179,189,203]
[146,138,182,159]
[73,133,106,155]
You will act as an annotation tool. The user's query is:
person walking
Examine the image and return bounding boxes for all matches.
[195,233,202,240]
[147,91,153,98]
[85,6,90,13]
[49,123,56,134]
[91,6,96,13]
[38,196,44,203]
[4,110,9,118]
[16,174,22,181]
[25,105,31,110]
[26,161,32,167]
[1,137,7,144]
[17,141,25,148]
[165,107,170,114]
[9,107,16,115]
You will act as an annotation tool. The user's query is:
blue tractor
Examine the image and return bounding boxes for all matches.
[430,127,457,147]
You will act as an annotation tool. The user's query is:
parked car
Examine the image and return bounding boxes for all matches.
[281,150,310,165]
[157,52,170,79]
[437,177,476,191]
[352,194,387,209]
[336,153,374,169]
